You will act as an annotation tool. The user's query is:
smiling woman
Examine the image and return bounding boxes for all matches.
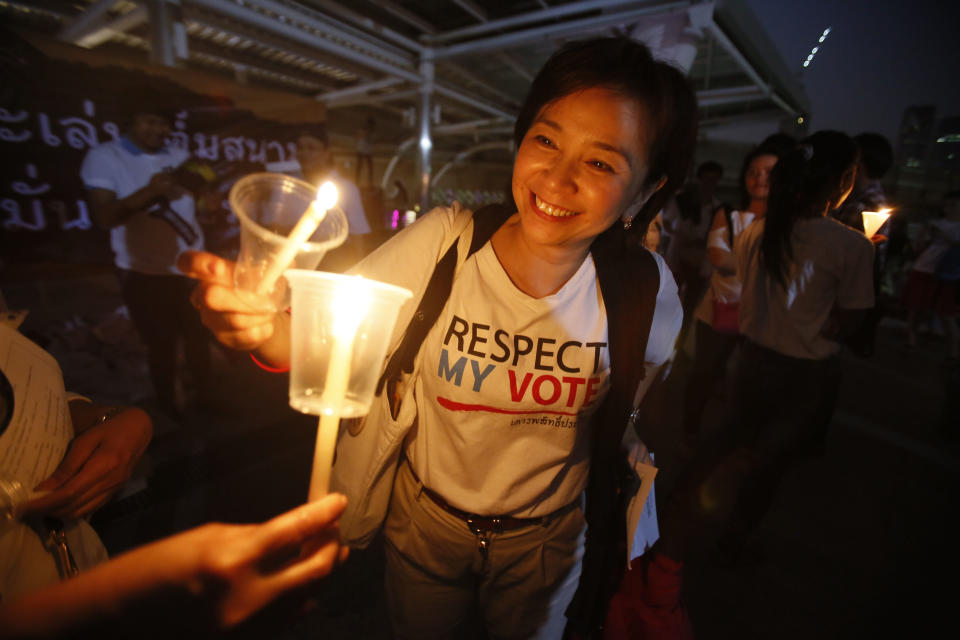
[181,36,697,638]
[506,87,650,282]
[488,39,696,299]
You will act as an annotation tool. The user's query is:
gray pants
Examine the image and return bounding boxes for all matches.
[384,459,586,640]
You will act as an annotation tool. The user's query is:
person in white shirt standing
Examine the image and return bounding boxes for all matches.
[293,127,372,271]
[81,107,210,418]
[718,131,873,561]
[681,146,783,446]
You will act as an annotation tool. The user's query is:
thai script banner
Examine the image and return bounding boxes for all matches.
[1,100,296,233]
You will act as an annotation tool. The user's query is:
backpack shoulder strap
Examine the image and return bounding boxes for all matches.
[567,226,661,634]
[376,203,513,393]
[468,202,514,258]
[589,226,660,455]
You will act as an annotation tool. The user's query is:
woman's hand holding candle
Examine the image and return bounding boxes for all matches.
[180,179,340,365]
[179,251,292,366]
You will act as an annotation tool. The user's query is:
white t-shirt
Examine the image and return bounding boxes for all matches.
[353,205,681,517]
[693,209,757,324]
[81,138,203,275]
[736,217,875,360]
[911,218,960,274]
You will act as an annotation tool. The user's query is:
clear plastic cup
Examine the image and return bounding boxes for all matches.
[285,270,413,417]
[230,173,349,306]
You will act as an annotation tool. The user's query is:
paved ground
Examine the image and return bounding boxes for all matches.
[3,265,957,638]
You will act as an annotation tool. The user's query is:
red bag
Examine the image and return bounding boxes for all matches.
[711,299,740,335]
[604,553,694,640]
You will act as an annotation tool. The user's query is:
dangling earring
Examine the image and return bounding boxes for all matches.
[622,214,633,230]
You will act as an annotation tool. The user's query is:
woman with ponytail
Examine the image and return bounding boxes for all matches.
[715,130,874,558]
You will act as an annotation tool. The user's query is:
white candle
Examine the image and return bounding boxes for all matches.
[255,181,338,297]
[308,340,353,501]
[309,414,343,500]
[307,278,370,501]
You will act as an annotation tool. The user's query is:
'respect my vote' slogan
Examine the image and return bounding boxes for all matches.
[434,314,608,419]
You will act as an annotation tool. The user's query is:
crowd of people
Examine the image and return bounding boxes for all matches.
[661,129,958,444]
[2,32,958,639]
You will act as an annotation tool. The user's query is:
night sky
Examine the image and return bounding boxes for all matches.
[744,0,960,143]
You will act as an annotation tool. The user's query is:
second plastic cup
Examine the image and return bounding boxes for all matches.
[230,173,348,306]
[285,270,413,418]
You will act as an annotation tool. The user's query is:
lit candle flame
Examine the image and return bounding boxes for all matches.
[316,180,338,212]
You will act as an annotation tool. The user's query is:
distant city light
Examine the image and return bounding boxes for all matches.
[802,26,831,69]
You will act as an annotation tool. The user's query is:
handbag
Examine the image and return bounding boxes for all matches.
[935,246,960,282]
[711,298,740,334]
[329,366,418,548]
[603,553,694,640]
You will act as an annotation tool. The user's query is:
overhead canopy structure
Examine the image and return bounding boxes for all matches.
[3,0,809,206]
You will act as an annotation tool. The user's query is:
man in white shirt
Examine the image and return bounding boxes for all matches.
[81,108,209,417]
[293,128,372,271]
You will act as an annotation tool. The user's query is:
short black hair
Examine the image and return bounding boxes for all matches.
[295,124,329,147]
[128,108,176,126]
[853,133,894,179]
[513,37,698,230]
